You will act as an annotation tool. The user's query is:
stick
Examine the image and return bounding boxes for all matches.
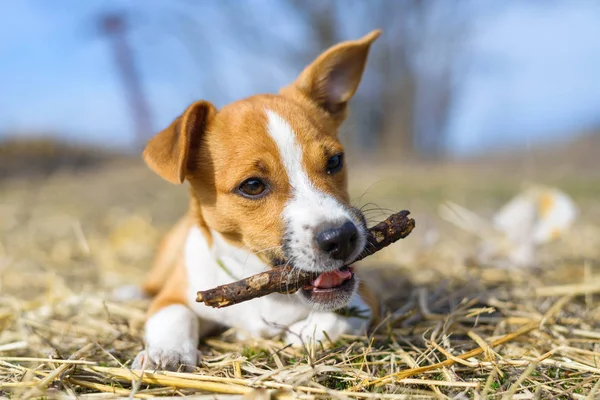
[196,210,415,308]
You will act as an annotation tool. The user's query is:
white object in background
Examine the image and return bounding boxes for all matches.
[493,186,578,245]
[439,186,578,268]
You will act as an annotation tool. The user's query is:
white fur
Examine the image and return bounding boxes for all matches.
[265,110,365,272]
[135,218,372,370]
[132,304,200,371]
[135,111,374,370]
[284,293,372,346]
[183,227,373,341]
[184,226,308,338]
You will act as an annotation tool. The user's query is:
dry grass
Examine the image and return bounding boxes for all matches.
[1,149,599,399]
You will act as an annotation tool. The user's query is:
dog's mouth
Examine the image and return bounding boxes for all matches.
[298,265,357,310]
[302,265,354,292]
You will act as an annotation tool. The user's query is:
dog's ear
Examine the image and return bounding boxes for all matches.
[281,29,380,123]
[143,100,216,184]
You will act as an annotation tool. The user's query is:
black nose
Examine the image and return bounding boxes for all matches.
[315,221,358,260]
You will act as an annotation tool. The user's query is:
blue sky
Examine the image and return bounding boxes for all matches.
[1,1,600,155]
[447,0,600,154]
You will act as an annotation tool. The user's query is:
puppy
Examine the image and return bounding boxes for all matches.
[131,30,382,371]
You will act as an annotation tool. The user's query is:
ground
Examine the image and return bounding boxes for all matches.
[0,140,599,399]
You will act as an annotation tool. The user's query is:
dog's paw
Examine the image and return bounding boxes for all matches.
[283,310,366,348]
[132,346,200,372]
[282,331,304,348]
[134,304,201,371]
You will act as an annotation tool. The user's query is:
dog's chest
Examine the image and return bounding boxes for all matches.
[183,226,310,337]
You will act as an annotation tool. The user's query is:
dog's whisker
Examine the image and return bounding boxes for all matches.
[361,208,395,216]
[358,202,382,211]
[351,180,389,207]
[359,203,397,214]
[279,257,292,285]
[356,240,378,260]
[254,245,284,254]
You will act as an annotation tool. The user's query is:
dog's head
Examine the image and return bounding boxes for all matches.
[143,30,380,311]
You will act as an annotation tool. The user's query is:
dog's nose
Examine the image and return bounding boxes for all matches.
[315,221,358,260]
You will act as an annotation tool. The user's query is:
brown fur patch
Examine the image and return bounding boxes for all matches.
[185,94,350,263]
[141,213,194,296]
[142,30,382,318]
[147,257,189,317]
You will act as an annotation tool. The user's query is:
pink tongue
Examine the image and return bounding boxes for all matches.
[312,269,352,289]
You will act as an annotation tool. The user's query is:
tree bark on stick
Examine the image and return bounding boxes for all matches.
[196,210,415,308]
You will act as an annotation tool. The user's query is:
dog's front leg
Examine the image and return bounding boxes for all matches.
[132,265,214,371]
[132,304,200,371]
[284,295,372,346]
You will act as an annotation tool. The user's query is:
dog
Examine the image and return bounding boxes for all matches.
[129,30,382,371]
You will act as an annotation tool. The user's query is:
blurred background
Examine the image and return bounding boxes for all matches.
[1,0,600,302]
[2,0,600,160]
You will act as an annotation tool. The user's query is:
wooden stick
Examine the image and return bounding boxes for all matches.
[196,210,415,308]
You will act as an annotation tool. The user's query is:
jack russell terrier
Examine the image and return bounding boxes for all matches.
[129,29,382,371]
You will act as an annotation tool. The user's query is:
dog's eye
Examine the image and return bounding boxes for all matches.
[325,153,344,174]
[238,178,267,198]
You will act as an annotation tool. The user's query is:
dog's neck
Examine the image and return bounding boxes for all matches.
[189,195,213,247]
[188,194,270,279]
[208,227,268,281]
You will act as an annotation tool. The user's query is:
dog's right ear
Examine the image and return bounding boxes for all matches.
[143,101,216,184]
[281,29,381,125]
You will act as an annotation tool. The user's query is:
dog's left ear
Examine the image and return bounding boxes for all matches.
[143,100,216,184]
[281,29,381,124]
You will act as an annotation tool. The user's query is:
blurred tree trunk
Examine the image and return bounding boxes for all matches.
[377,19,416,158]
[180,0,468,159]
